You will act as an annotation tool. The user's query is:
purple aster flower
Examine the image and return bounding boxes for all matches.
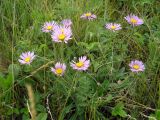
[51,26,72,43]
[105,23,122,32]
[70,56,90,71]
[80,12,97,20]
[124,14,144,26]
[61,19,72,28]
[51,62,66,76]
[129,60,145,72]
[18,51,36,65]
[41,21,58,33]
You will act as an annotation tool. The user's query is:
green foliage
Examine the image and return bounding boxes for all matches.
[112,102,127,118]
[0,0,160,119]
[0,73,13,91]
[75,76,95,107]
[149,110,160,120]
[8,64,21,78]
[36,113,48,120]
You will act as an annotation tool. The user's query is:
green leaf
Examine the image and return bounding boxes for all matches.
[139,0,155,5]
[38,44,48,53]
[98,80,109,96]
[75,76,95,107]
[36,113,47,120]
[5,73,13,89]
[92,61,100,72]
[86,42,99,51]
[155,109,160,120]
[149,113,158,120]
[112,102,127,117]
[59,103,74,120]
[22,114,30,120]
[36,104,46,112]
[0,74,6,88]
[77,42,99,51]
[105,94,113,102]
[8,64,20,78]
[0,73,13,90]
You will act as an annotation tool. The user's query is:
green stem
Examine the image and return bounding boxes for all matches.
[58,72,78,120]
[12,0,16,119]
[60,42,64,60]
[158,83,160,108]
[53,43,57,60]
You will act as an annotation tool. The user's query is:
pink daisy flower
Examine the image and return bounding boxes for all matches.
[51,26,72,43]
[124,14,144,26]
[51,62,66,76]
[80,12,97,20]
[129,60,145,73]
[41,21,58,33]
[70,56,90,71]
[105,23,122,32]
[61,19,72,28]
[18,51,36,65]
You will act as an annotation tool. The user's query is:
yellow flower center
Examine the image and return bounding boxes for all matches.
[47,25,52,30]
[56,68,63,74]
[111,25,116,29]
[130,18,137,24]
[133,64,140,70]
[76,61,84,67]
[25,57,31,63]
[85,13,91,17]
[58,34,65,40]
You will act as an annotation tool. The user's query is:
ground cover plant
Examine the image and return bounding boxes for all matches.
[0,0,160,119]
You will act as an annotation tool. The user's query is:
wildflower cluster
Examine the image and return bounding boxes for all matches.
[18,12,145,77]
[105,14,144,32]
[42,19,72,43]
[103,14,145,72]
[50,56,90,76]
